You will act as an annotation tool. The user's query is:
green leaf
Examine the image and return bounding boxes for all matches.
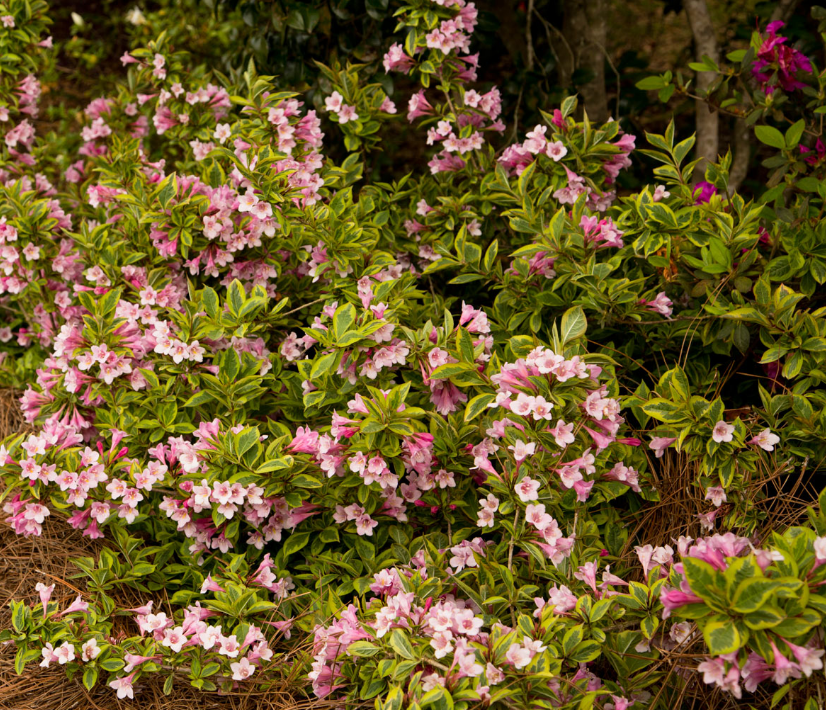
[562,625,584,655]
[282,531,311,557]
[389,629,416,660]
[430,362,476,380]
[743,605,785,630]
[636,75,668,91]
[703,617,742,655]
[235,427,260,456]
[682,557,723,602]
[559,306,587,344]
[483,240,499,271]
[100,658,125,671]
[348,640,381,657]
[457,327,475,363]
[292,474,322,488]
[754,125,786,150]
[183,390,214,408]
[156,173,178,208]
[11,601,26,632]
[83,666,99,691]
[785,119,805,148]
[333,303,357,342]
[569,640,602,663]
[464,393,495,422]
[256,456,293,473]
[310,351,340,379]
[732,578,782,614]
[202,287,219,318]
[641,615,659,639]
[641,398,688,424]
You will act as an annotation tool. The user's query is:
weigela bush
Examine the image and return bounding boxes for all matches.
[1,0,826,707]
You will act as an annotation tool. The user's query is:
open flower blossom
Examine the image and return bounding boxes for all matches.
[711,421,735,443]
[750,428,779,451]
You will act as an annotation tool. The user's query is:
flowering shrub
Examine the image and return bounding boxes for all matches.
[1,1,825,708]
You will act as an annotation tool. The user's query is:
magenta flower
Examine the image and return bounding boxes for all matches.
[752,21,813,94]
[693,181,717,204]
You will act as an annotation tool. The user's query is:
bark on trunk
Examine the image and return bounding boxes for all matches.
[563,0,608,123]
[771,0,801,23]
[684,0,719,179]
[544,0,608,123]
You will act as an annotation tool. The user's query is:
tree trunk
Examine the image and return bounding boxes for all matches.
[562,0,609,123]
[771,0,801,23]
[543,0,608,122]
[684,0,719,179]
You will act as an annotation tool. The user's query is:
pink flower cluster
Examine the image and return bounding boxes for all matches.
[312,568,494,699]
[499,123,567,176]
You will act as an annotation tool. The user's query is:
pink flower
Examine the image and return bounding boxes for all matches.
[162,626,187,653]
[59,595,89,616]
[697,657,742,699]
[81,638,101,661]
[230,656,256,681]
[648,436,676,458]
[573,561,598,593]
[546,141,567,161]
[407,91,433,122]
[383,44,415,73]
[711,421,735,443]
[515,476,540,502]
[355,514,378,536]
[749,428,779,451]
[644,292,673,317]
[109,674,135,699]
[52,641,75,664]
[771,641,802,684]
[35,582,54,617]
[704,486,726,507]
[338,105,359,124]
[660,587,704,614]
[508,439,536,462]
[505,642,532,669]
[785,641,825,677]
[752,21,813,94]
[693,181,717,204]
[549,420,575,447]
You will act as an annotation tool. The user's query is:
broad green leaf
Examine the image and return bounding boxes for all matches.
[754,125,786,150]
[559,306,587,344]
[703,618,741,655]
[389,629,416,660]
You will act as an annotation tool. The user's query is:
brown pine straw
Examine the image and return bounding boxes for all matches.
[610,444,826,710]
[0,513,355,710]
[0,392,345,710]
[0,389,26,442]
